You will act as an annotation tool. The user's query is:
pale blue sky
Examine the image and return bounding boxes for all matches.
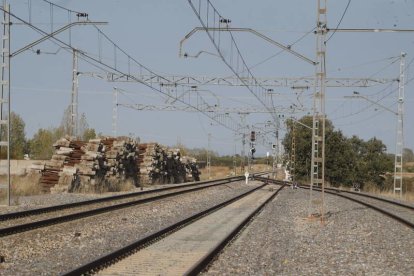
[7,0,414,155]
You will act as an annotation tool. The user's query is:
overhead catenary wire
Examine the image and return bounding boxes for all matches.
[332,73,414,121]
[14,1,414,145]
[325,0,352,43]
[41,0,84,16]
[1,6,243,134]
[187,0,314,124]
[239,27,317,74]
[330,54,414,121]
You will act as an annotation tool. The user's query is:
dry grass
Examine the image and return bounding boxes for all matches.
[0,173,42,196]
[94,178,136,193]
[0,173,42,205]
[364,187,414,203]
[199,164,272,181]
[12,173,42,196]
[362,178,414,203]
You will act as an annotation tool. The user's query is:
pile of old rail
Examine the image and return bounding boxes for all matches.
[61,179,285,275]
[256,176,414,229]
[0,172,267,237]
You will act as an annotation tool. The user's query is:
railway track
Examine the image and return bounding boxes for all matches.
[255,176,414,229]
[0,174,269,237]
[61,179,285,275]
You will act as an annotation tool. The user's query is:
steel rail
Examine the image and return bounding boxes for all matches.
[185,182,286,275]
[0,177,252,237]
[0,175,247,221]
[256,176,414,210]
[256,177,414,229]
[61,183,271,276]
[321,189,414,229]
[324,187,414,211]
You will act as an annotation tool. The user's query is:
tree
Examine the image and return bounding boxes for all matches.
[348,135,368,186]
[363,137,393,188]
[0,112,27,159]
[28,126,68,160]
[28,128,55,160]
[325,130,354,187]
[282,116,393,189]
[59,106,96,141]
[283,116,336,182]
[282,116,312,181]
[82,128,96,141]
[60,105,71,136]
[403,148,414,163]
[78,112,89,139]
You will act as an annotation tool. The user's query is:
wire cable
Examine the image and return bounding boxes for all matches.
[326,0,352,43]
[2,7,243,133]
[41,0,84,16]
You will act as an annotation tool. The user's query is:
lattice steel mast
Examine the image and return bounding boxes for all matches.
[0,1,10,206]
[309,0,327,219]
[394,52,405,197]
[291,121,297,183]
[71,49,78,137]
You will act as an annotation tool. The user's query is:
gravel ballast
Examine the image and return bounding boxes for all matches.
[0,180,258,275]
[204,187,414,275]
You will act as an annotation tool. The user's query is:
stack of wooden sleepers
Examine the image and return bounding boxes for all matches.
[34,137,200,193]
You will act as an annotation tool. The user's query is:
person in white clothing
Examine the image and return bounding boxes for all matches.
[244,171,250,184]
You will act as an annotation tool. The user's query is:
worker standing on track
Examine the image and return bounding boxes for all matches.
[244,171,249,184]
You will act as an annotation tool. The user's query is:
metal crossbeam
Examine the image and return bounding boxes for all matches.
[105,73,392,88]
[118,103,296,114]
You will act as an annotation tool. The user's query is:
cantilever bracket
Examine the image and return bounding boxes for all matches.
[179,27,316,65]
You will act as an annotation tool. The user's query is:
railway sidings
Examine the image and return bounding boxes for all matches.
[0,175,413,275]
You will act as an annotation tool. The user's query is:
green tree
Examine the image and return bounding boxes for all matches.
[28,128,55,160]
[28,126,68,160]
[403,148,414,163]
[0,112,27,159]
[282,116,336,182]
[82,128,96,141]
[325,130,354,187]
[348,135,367,186]
[282,116,393,189]
[363,137,393,188]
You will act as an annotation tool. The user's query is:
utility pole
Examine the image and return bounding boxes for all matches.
[291,120,297,183]
[112,87,118,137]
[241,133,246,172]
[71,49,78,137]
[310,0,327,219]
[344,53,406,198]
[0,4,103,206]
[0,1,10,206]
[272,142,276,179]
[394,52,406,197]
[249,130,256,172]
[207,133,211,179]
[239,112,248,172]
[233,139,237,175]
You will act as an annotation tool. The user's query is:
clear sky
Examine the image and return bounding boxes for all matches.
[7,0,414,156]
